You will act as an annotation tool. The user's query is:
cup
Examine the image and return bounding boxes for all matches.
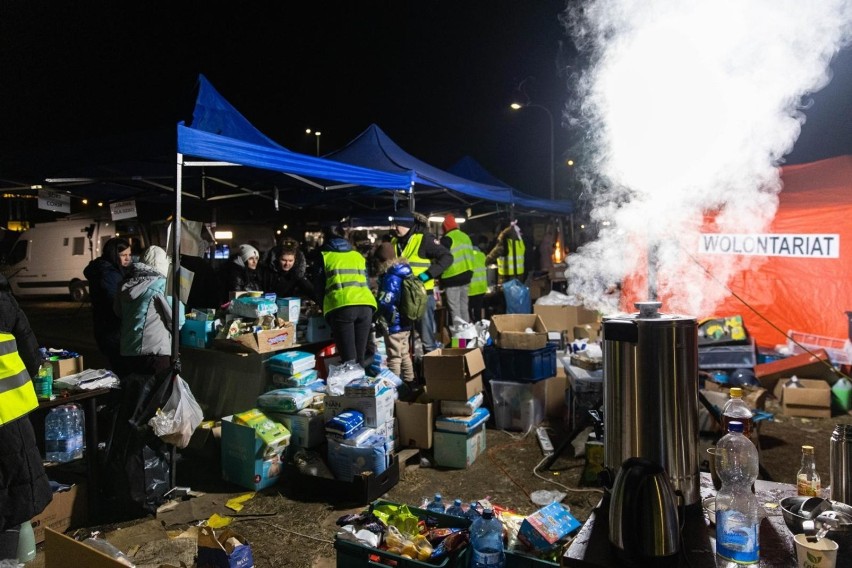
[707,447,722,490]
[794,534,838,568]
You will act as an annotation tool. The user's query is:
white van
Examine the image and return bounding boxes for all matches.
[1,215,147,300]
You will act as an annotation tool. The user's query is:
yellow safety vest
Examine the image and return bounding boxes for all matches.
[393,233,435,291]
[497,237,526,278]
[0,332,38,426]
[468,249,488,296]
[322,250,377,315]
[442,229,474,280]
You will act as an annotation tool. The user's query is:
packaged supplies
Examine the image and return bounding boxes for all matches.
[257,387,315,413]
[327,437,389,481]
[229,296,279,318]
[440,392,485,417]
[344,376,386,397]
[325,410,365,440]
[435,407,490,434]
[267,351,316,375]
[271,369,319,388]
[233,408,291,454]
[327,361,367,396]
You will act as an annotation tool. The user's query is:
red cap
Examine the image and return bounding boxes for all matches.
[442,214,458,233]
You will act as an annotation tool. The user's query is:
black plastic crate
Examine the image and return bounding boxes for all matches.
[282,454,399,507]
[334,499,470,568]
[496,344,557,381]
[698,338,757,370]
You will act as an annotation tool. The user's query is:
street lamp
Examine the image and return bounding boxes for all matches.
[305,128,322,156]
[510,101,555,201]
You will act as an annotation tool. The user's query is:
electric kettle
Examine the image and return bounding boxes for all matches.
[609,457,681,565]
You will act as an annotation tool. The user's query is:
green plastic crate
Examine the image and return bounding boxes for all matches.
[334,499,470,568]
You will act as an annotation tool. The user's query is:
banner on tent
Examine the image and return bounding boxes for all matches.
[37,190,71,214]
[699,233,840,259]
[110,200,138,221]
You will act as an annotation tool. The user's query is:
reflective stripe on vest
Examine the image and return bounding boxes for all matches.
[322,250,377,314]
[468,249,488,296]
[393,233,435,290]
[442,229,475,280]
[497,238,526,277]
[0,332,38,426]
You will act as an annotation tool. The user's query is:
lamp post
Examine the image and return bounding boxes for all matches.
[510,101,555,201]
[305,128,322,156]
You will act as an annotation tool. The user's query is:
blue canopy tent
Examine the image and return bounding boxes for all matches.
[447,155,574,215]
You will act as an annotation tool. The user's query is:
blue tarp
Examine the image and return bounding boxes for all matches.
[177,75,413,190]
[448,156,574,215]
[325,124,515,204]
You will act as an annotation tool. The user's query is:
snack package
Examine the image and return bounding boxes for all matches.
[257,387,315,413]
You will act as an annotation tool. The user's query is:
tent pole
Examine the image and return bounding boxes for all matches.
[171,153,183,366]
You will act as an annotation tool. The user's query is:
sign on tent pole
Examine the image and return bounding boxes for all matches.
[37,189,71,214]
[110,200,138,220]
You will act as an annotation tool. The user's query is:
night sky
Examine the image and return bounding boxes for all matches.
[1,2,851,200]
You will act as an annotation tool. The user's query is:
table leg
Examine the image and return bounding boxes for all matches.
[85,395,100,522]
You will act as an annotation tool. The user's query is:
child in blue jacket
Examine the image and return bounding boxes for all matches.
[375,242,415,382]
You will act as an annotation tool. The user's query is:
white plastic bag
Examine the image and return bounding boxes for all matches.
[148,376,204,449]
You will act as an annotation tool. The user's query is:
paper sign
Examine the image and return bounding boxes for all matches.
[110,200,137,220]
[37,190,71,213]
[165,265,195,305]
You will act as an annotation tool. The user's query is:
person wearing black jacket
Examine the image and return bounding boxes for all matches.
[390,213,453,355]
[219,243,262,302]
[259,240,318,302]
[0,274,50,559]
[84,237,132,374]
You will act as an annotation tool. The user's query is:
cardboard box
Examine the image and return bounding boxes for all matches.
[544,374,567,418]
[215,322,296,354]
[267,409,325,448]
[772,378,832,418]
[181,318,216,349]
[755,349,835,392]
[533,304,599,338]
[323,388,396,428]
[395,397,434,449]
[282,454,400,506]
[221,415,283,490]
[490,314,549,350]
[50,356,85,379]
[702,381,768,411]
[423,348,486,401]
[45,528,127,568]
[197,527,255,568]
[31,483,87,544]
[276,297,301,322]
[433,425,487,469]
[518,502,582,551]
[306,315,332,343]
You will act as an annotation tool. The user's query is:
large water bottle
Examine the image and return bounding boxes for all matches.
[469,507,505,568]
[45,405,82,463]
[446,498,465,517]
[68,403,85,460]
[715,421,760,567]
[426,493,446,514]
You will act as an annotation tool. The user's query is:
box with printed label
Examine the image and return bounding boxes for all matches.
[395,397,434,449]
[518,502,581,551]
[221,415,283,490]
[267,408,325,448]
[215,322,296,354]
[433,425,487,469]
[180,318,215,349]
[31,483,87,544]
[306,315,332,343]
[323,388,395,428]
[423,348,486,401]
[276,297,302,322]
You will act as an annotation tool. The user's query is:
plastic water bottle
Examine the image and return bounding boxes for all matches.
[446,498,465,517]
[426,493,446,513]
[469,507,505,568]
[721,387,753,440]
[17,521,36,563]
[465,502,481,522]
[715,421,760,567]
[45,405,83,463]
[34,347,53,400]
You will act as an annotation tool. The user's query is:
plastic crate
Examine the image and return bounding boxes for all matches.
[490,379,547,431]
[334,499,470,568]
[787,330,852,365]
[698,339,757,369]
[283,454,399,507]
[496,344,557,382]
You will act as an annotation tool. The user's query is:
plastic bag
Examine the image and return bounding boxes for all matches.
[503,278,531,314]
[451,317,478,340]
[327,361,366,396]
[148,376,204,449]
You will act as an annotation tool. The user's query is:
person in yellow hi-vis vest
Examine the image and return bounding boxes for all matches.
[487,221,527,283]
[0,274,51,558]
[439,214,474,324]
[390,213,453,355]
[315,226,377,366]
[468,243,488,322]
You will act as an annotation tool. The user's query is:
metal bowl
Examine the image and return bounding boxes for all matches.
[780,496,852,535]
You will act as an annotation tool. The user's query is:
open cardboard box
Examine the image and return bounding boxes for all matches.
[489,314,549,350]
[394,392,434,449]
[533,304,599,339]
[215,321,296,353]
[45,528,127,568]
[423,348,485,401]
[772,378,832,418]
[755,349,835,392]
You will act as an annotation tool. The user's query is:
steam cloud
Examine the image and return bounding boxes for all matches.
[563,0,852,317]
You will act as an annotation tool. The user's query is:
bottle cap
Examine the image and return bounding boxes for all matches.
[727,420,744,433]
[802,445,814,454]
[729,387,743,397]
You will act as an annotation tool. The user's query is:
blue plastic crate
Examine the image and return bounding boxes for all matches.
[496,344,557,382]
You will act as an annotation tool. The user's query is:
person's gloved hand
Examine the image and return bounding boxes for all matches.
[418,272,430,282]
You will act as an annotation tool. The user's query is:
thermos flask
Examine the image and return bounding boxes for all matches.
[830,424,852,506]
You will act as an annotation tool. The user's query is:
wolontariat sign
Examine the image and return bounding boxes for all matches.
[699,233,840,258]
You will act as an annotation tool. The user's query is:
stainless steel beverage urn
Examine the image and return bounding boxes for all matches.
[603,301,700,505]
[830,424,852,506]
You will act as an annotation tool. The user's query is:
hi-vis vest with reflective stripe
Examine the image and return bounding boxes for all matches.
[0,332,38,425]
[393,233,435,291]
[322,250,377,315]
[468,249,488,296]
[442,229,474,280]
[497,238,526,278]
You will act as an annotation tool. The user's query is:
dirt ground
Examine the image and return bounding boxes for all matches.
[20,299,852,567]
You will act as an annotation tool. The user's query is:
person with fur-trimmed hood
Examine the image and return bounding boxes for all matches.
[115,246,185,376]
[259,239,318,303]
[374,242,415,383]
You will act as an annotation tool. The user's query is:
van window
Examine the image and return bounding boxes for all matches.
[72,237,86,255]
[8,240,27,264]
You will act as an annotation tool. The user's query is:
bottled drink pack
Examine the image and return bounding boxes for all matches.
[45,404,84,463]
[715,421,760,567]
[469,507,505,568]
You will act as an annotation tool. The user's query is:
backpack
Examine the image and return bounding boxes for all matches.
[400,274,428,321]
